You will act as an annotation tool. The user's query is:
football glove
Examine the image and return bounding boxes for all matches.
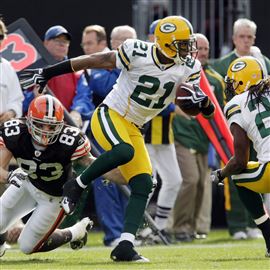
[7,168,28,188]
[177,84,209,110]
[19,68,48,93]
[210,169,225,186]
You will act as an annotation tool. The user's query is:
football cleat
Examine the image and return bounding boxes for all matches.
[69,217,93,250]
[0,243,11,257]
[110,240,149,262]
[232,231,247,240]
[61,178,84,215]
[70,233,88,250]
[246,228,263,239]
[266,249,270,258]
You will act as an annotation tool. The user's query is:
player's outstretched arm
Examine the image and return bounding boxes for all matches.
[20,51,117,92]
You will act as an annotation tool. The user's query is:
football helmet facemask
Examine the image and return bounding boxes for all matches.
[155,16,197,65]
[225,56,265,101]
[27,95,64,146]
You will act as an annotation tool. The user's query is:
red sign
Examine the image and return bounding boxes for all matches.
[0,33,37,71]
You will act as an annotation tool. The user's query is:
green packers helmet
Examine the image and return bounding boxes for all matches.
[154,16,197,64]
[225,56,265,101]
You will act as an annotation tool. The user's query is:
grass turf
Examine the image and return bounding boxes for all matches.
[1,229,270,270]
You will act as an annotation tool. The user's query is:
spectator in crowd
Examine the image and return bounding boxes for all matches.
[20,15,215,262]
[23,25,80,113]
[211,56,270,258]
[0,17,24,244]
[168,33,225,242]
[212,18,270,78]
[147,19,160,42]
[0,18,24,125]
[212,18,269,240]
[68,24,137,247]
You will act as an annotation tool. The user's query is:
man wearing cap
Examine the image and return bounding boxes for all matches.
[23,25,80,113]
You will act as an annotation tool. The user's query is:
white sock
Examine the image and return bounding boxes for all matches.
[254,214,269,225]
[119,232,135,244]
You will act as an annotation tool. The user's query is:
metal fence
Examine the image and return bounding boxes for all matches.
[132,0,250,58]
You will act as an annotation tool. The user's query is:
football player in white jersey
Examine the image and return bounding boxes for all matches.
[211,56,270,258]
[20,16,215,262]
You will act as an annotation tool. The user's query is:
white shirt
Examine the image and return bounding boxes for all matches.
[0,57,24,117]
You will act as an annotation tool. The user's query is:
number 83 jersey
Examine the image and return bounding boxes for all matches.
[0,119,91,196]
[103,39,201,127]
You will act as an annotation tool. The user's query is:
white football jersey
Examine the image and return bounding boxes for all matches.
[224,91,270,163]
[103,39,201,127]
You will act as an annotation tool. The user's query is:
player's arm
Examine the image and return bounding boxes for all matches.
[19,51,117,91]
[215,123,249,180]
[71,51,116,71]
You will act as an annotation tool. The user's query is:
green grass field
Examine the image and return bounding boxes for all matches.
[1,229,270,270]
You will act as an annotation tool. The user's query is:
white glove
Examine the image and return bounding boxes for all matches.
[7,168,28,188]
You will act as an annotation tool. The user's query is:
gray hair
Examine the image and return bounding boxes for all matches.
[233,18,257,36]
[194,33,208,42]
[110,25,137,40]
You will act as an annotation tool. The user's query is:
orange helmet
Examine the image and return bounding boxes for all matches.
[27,95,64,145]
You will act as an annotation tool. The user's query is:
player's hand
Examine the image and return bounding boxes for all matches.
[210,169,224,186]
[178,84,209,109]
[7,168,28,188]
[19,68,48,93]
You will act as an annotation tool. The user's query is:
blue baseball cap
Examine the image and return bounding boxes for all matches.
[44,25,71,40]
[149,19,161,35]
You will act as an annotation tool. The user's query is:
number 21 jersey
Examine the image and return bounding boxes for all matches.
[103,39,201,127]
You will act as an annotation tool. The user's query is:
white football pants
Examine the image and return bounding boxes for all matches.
[0,179,64,254]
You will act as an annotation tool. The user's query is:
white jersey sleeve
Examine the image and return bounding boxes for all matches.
[224,95,246,129]
[224,92,270,163]
[116,39,135,71]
